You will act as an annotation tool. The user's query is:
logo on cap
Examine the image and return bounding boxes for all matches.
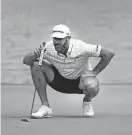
[51,24,71,38]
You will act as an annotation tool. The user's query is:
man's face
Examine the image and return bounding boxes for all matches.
[53,37,67,52]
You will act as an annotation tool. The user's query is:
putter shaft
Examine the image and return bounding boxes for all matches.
[21,89,36,122]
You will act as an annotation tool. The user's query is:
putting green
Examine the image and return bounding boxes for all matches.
[1,85,132,135]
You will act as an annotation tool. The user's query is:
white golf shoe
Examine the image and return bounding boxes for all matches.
[83,102,94,117]
[31,105,52,118]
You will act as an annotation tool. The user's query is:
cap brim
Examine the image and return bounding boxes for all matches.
[50,32,67,38]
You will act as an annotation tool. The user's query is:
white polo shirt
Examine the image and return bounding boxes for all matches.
[41,39,101,80]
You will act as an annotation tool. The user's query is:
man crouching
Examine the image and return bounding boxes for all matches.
[23,24,115,118]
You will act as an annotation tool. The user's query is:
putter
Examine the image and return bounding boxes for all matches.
[21,42,46,122]
[21,88,37,122]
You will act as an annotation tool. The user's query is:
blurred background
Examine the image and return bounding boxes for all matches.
[1,0,132,84]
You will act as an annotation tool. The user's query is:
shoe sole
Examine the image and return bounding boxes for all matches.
[83,114,94,118]
[83,116,94,118]
[31,115,52,119]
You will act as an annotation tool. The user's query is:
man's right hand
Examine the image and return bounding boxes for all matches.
[23,42,46,66]
[34,42,46,56]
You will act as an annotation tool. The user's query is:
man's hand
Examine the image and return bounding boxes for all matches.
[23,42,46,66]
[93,47,115,76]
[34,42,46,56]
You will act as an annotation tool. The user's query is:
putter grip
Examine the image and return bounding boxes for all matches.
[39,42,46,66]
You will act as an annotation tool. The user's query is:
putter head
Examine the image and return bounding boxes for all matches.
[21,118,31,122]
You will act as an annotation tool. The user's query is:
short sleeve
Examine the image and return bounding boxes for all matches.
[81,41,102,57]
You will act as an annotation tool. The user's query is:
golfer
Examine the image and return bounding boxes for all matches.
[23,24,115,118]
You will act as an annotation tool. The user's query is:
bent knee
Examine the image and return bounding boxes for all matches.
[31,61,40,70]
[80,77,99,97]
[84,77,99,88]
[79,77,99,90]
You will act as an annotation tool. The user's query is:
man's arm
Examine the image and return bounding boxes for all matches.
[23,52,39,66]
[93,47,115,76]
[23,42,46,66]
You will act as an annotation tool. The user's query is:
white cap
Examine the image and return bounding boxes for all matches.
[51,24,71,38]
